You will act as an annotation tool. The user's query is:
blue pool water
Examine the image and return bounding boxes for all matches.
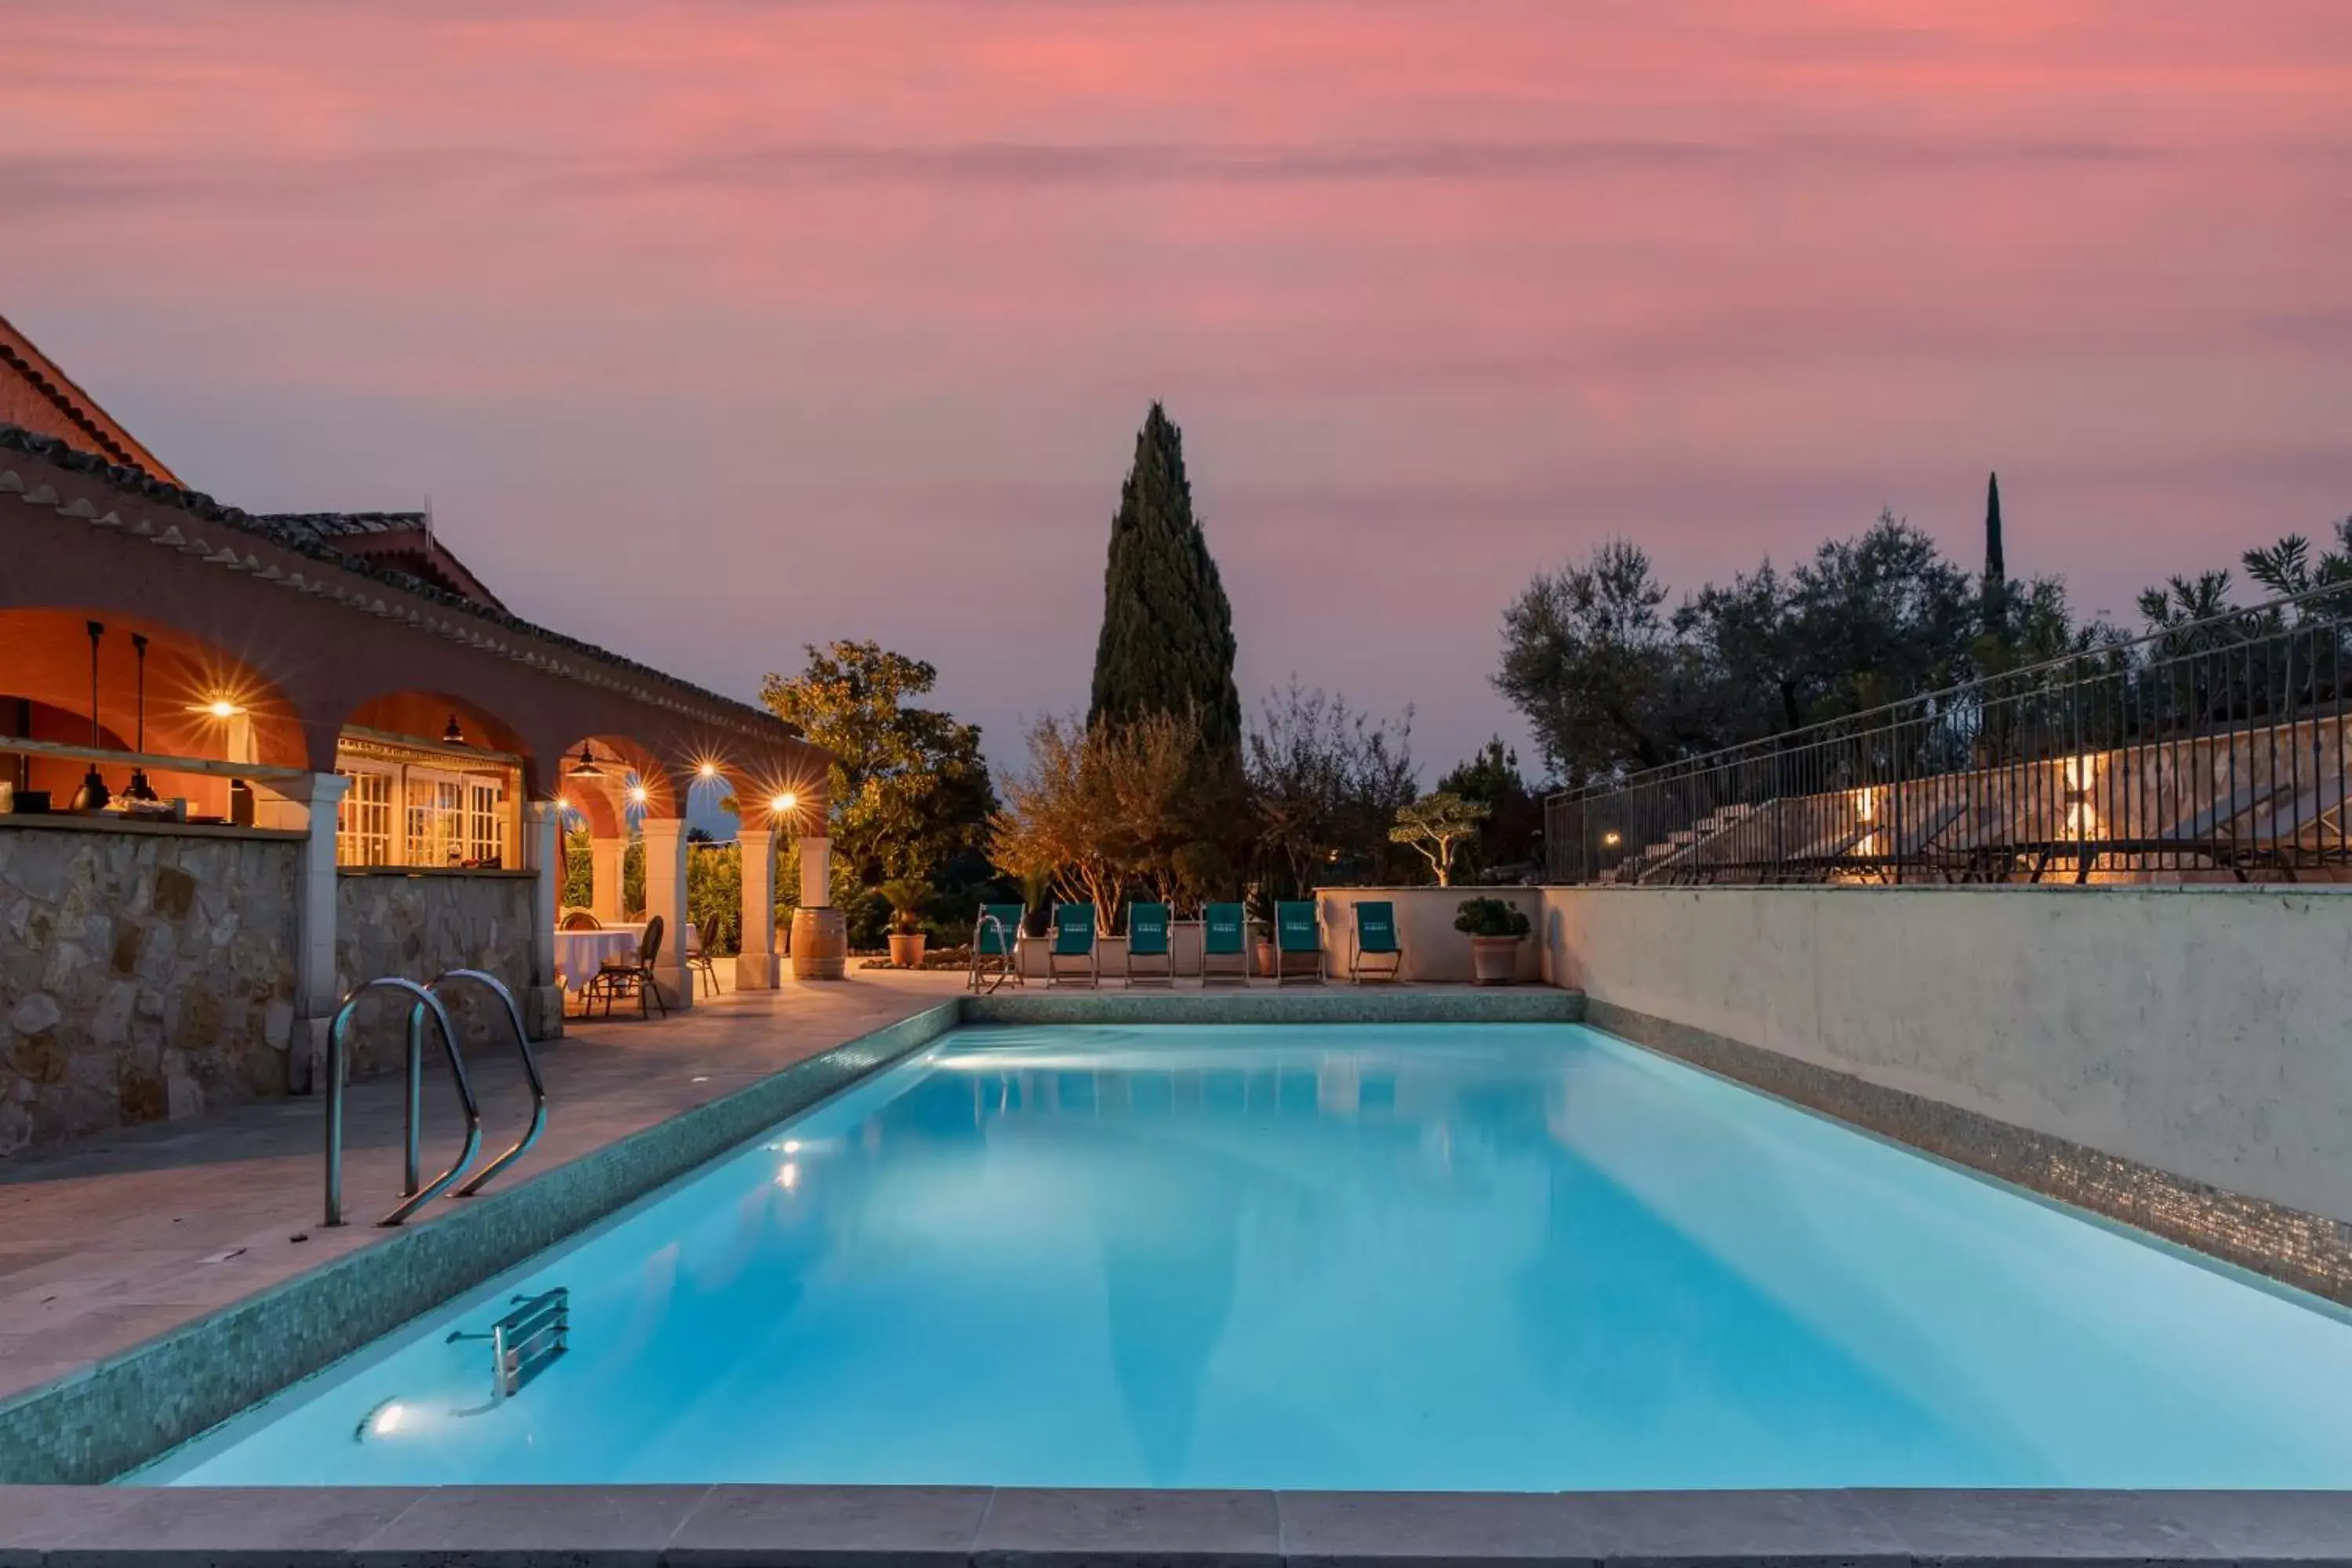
[147,1023,2352,1490]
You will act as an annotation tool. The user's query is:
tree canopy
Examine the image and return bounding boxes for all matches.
[760,641,995,904]
[1089,403,1243,757]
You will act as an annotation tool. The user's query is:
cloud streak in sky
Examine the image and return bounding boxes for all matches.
[5,0,2348,772]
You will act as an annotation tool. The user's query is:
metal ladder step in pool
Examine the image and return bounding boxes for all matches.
[321,968,550,1228]
[447,1287,572,1399]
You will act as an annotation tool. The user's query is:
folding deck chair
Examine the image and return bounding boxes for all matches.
[1348,900,1403,983]
[1125,902,1174,985]
[1202,902,1250,984]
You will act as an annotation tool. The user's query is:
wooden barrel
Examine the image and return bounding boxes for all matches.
[789,906,848,981]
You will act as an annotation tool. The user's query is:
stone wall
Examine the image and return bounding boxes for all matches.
[332,872,535,1075]
[1,822,299,1156]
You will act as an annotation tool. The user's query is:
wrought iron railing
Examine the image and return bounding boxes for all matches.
[1543,586,2352,886]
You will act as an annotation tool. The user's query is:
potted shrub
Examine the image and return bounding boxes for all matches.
[1454,897,1530,985]
[881,878,931,968]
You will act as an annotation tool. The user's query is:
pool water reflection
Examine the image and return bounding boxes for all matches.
[146,1023,2352,1489]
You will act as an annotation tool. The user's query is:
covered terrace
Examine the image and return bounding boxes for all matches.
[0,423,833,1134]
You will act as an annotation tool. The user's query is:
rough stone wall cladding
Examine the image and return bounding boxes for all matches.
[332,875,533,1074]
[0,828,299,1157]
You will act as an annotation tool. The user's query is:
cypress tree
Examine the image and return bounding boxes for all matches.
[1089,403,1243,757]
[1982,470,2009,642]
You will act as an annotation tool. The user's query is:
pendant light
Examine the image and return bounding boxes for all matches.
[124,633,158,804]
[568,741,606,779]
[69,620,111,812]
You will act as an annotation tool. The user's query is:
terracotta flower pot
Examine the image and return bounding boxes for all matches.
[887,931,928,969]
[1469,935,1520,986]
[1255,938,1276,978]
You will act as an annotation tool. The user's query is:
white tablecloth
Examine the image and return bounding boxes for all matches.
[554,930,638,993]
[554,923,699,994]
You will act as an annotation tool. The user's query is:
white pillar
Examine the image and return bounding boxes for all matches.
[735,828,779,989]
[590,836,626,923]
[641,817,692,1009]
[798,834,832,908]
[293,771,352,1093]
[525,801,564,1039]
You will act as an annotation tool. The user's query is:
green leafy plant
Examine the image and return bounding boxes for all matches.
[880,877,931,935]
[1454,897,1530,940]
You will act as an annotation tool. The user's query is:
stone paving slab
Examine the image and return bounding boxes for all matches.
[5,1486,2352,1567]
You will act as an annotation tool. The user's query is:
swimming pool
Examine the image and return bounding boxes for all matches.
[142,1022,2352,1490]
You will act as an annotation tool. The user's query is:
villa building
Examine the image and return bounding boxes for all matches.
[0,312,833,1154]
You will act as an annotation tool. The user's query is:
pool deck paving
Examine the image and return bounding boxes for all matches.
[0,970,968,1405]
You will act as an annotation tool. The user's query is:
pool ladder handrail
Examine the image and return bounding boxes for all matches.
[434,967,548,1199]
[968,910,1016,994]
[324,977,482,1228]
[322,969,548,1226]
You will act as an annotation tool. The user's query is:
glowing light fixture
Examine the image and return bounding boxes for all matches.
[70,620,111,812]
[771,790,797,815]
[568,742,606,779]
[696,760,720,781]
[626,784,649,807]
[204,698,242,719]
[1601,830,1622,848]
[124,633,158,804]
[442,713,466,746]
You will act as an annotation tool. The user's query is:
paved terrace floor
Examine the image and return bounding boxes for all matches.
[0,971,968,1403]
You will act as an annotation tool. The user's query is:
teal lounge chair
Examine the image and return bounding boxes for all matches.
[1049,902,1099,986]
[1274,899,1325,985]
[1126,901,1173,986]
[1202,902,1250,985]
[968,902,1025,993]
[1348,900,1402,984]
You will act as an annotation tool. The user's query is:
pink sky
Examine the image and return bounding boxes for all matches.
[8,0,2349,776]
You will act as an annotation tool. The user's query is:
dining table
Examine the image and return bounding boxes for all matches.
[553,921,697,1006]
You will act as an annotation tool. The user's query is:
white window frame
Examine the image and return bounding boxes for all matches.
[336,763,397,867]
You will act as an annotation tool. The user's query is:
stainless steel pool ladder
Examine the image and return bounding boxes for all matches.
[447,1286,570,1400]
[321,970,548,1228]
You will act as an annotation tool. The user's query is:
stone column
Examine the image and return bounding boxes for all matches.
[640,817,692,1009]
[735,826,779,989]
[590,836,626,923]
[292,771,352,1093]
[525,801,564,1039]
[789,834,844,981]
[798,834,831,908]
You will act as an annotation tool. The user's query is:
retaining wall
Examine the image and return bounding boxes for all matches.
[1539,884,2352,1226]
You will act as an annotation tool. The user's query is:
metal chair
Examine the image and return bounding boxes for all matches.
[559,909,602,931]
[685,923,718,996]
[583,913,667,1018]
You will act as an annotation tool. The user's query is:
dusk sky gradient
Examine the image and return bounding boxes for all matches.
[10,0,2350,777]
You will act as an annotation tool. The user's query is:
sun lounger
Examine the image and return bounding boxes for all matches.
[1202,902,1250,984]
[1048,902,1099,986]
[1126,901,1174,985]
[1274,900,1325,985]
[1348,900,1403,983]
